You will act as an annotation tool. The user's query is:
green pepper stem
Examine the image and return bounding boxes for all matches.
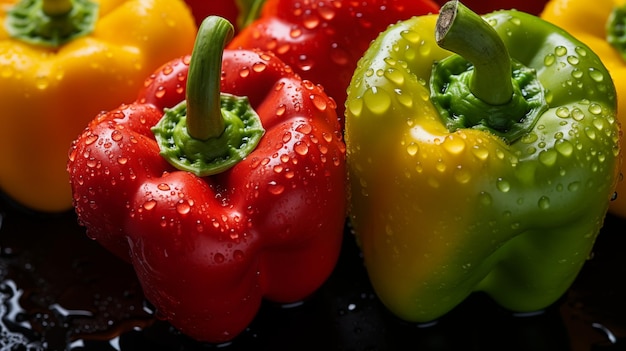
[5,0,98,47]
[186,17,235,140]
[43,0,73,16]
[607,5,626,62]
[436,0,513,105]
[152,16,265,176]
[236,0,266,29]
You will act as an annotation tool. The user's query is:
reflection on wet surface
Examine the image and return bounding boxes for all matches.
[0,198,624,350]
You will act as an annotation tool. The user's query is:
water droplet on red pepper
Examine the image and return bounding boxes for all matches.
[311,94,328,111]
[294,141,309,155]
[214,253,225,263]
[290,28,302,38]
[176,201,191,215]
[143,200,157,211]
[155,86,166,99]
[111,130,123,142]
[252,62,267,73]
[267,181,285,195]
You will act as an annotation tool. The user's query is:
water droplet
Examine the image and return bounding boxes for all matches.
[454,167,471,184]
[384,68,405,86]
[35,76,49,90]
[479,191,492,206]
[239,67,250,78]
[394,89,413,108]
[296,123,312,135]
[555,46,567,56]
[303,13,320,29]
[157,183,170,191]
[268,181,285,195]
[252,62,267,72]
[290,28,302,38]
[588,68,604,82]
[443,137,465,155]
[176,201,191,215]
[555,140,574,156]
[471,145,489,161]
[214,253,225,263]
[294,141,309,156]
[363,87,391,115]
[84,133,99,145]
[496,178,511,192]
[435,162,446,173]
[406,142,419,156]
[297,55,314,71]
[311,94,327,111]
[567,56,579,65]
[111,130,123,142]
[233,250,244,261]
[538,196,550,209]
[555,107,570,118]
[584,127,597,140]
[538,149,558,166]
[143,199,157,210]
[400,29,420,44]
[117,157,128,165]
[155,86,166,98]
[347,98,363,117]
[571,107,585,121]
[544,53,556,66]
[588,103,602,115]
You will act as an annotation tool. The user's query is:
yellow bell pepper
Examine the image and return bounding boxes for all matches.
[0,0,196,212]
[542,0,626,218]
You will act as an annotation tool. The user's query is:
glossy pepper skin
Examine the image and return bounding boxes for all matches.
[227,0,440,126]
[345,1,620,323]
[67,17,346,342]
[541,0,626,217]
[0,0,196,212]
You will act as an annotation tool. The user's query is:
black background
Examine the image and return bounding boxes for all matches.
[0,195,624,351]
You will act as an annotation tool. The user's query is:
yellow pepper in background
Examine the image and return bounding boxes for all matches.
[0,0,196,212]
[542,0,625,218]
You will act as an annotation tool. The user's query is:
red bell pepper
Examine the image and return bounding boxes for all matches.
[227,0,440,125]
[67,17,346,343]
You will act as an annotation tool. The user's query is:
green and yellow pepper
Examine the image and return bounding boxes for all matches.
[541,0,626,217]
[345,1,621,323]
[0,0,196,212]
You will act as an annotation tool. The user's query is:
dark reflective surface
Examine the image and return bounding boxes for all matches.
[0,195,624,351]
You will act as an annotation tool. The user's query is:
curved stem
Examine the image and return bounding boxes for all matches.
[43,0,73,16]
[436,0,513,105]
[607,5,626,62]
[236,0,266,29]
[186,16,234,140]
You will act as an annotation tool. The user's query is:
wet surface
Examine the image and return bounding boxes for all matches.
[0,195,624,350]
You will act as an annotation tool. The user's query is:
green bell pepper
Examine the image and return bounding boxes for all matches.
[345,0,621,323]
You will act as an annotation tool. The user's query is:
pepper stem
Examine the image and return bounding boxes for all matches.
[152,16,265,177]
[607,5,626,62]
[236,0,266,29]
[186,16,234,140]
[43,0,73,16]
[430,0,547,143]
[5,0,99,47]
[436,0,512,105]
